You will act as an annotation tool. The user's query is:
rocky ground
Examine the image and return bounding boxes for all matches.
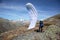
[12,25,60,40]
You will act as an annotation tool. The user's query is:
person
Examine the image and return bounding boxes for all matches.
[39,21,44,32]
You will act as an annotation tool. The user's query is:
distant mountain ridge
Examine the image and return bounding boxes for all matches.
[0,18,17,34]
[44,14,60,25]
[0,18,29,34]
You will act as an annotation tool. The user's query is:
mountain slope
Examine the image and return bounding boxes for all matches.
[0,14,60,40]
[12,14,60,40]
[0,18,17,34]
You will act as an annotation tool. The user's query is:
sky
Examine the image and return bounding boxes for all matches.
[0,0,60,21]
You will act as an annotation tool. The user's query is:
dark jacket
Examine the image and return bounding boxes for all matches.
[39,21,44,28]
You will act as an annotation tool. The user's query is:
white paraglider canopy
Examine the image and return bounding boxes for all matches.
[26,3,38,30]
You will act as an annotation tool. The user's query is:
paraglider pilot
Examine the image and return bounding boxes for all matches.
[39,21,44,32]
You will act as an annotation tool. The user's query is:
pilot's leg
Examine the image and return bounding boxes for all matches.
[39,26,40,32]
[41,27,42,32]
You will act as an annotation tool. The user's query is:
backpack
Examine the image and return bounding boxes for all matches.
[39,21,44,27]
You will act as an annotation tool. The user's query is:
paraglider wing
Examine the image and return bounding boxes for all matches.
[26,3,38,30]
